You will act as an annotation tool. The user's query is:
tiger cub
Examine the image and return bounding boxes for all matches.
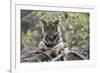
[38,20,65,54]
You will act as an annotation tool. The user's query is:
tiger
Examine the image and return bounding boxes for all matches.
[38,20,65,55]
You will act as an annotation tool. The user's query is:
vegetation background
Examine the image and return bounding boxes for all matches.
[21,10,90,60]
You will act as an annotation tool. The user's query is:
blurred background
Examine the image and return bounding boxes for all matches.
[21,10,90,59]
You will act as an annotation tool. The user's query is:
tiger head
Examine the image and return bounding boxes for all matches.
[41,20,59,39]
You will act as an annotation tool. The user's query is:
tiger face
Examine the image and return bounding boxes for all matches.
[41,20,59,39]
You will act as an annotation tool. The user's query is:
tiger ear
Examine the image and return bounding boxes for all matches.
[41,20,47,32]
[41,19,47,25]
[54,20,59,25]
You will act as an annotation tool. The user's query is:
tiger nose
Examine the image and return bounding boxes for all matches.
[49,31,52,35]
[48,32,52,36]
